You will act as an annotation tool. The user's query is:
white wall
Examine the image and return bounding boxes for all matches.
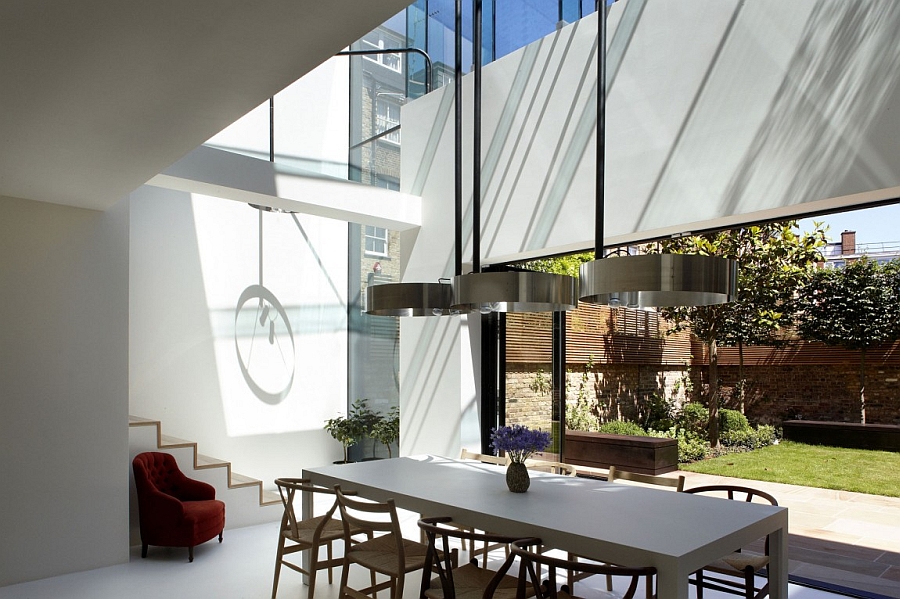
[0,195,129,586]
[128,185,349,487]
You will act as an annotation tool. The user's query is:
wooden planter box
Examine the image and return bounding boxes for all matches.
[565,430,678,475]
[782,420,900,451]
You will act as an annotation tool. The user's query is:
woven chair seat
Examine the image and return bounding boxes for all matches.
[716,552,769,573]
[424,562,523,599]
[346,533,430,576]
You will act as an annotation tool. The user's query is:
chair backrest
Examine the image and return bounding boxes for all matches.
[608,466,685,492]
[418,517,522,591]
[133,451,188,497]
[525,460,577,476]
[685,485,778,556]
[335,486,402,539]
[485,538,656,599]
[684,484,778,506]
[275,478,350,539]
[459,448,508,466]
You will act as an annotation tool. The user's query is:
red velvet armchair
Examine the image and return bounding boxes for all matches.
[132,451,226,562]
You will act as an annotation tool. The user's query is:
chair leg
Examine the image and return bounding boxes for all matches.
[141,544,148,558]
[307,547,320,599]
[272,537,286,599]
[696,569,704,599]
[188,546,194,563]
[328,540,334,584]
[744,567,754,599]
[339,554,352,599]
[219,531,224,543]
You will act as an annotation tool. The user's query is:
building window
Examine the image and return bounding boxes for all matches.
[362,38,402,73]
[365,226,389,256]
[375,98,402,144]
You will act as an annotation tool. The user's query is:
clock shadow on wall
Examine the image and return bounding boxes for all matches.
[233,205,298,405]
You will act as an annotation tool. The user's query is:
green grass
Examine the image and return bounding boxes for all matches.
[679,440,900,497]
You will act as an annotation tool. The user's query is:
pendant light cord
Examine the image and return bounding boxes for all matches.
[455,0,464,277]
[595,0,607,261]
[473,0,483,274]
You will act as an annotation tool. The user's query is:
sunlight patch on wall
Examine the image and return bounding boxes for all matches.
[192,194,348,435]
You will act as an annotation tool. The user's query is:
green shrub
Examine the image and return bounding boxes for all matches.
[677,431,710,463]
[721,424,780,450]
[598,420,648,437]
[757,424,780,446]
[566,397,600,431]
[641,393,675,432]
[678,402,709,437]
[719,409,750,434]
[649,426,710,463]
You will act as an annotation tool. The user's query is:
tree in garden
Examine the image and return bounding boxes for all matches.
[656,221,828,446]
[794,257,900,423]
[522,252,593,277]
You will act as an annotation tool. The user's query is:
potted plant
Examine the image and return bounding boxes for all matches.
[323,413,361,464]
[370,406,400,458]
[347,398,382,461]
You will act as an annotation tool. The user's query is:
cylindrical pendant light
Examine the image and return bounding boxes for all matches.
[451,0,577,314]
[578,1,736,307]
[365,282,453,316]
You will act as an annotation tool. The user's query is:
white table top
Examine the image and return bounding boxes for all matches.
[304,455,788,599]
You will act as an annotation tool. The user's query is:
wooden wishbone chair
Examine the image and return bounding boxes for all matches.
[485,538,657,599]
[417,516,532,599]
[684,485,779,599]
[568,466,684,597]
[271,478,369,599]
[336,487,430,599]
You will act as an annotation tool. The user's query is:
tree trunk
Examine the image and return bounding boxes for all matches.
[708,339,720,447]
[860,348,867,424]
[738,340,745,414]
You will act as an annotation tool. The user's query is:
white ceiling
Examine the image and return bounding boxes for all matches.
[0,0,412,210]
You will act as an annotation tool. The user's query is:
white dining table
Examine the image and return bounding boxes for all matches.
[303,454,788,599]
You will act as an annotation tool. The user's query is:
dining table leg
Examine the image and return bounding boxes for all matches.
[768,524,789,599]
[300,485,313,585]
[654,561,688,599]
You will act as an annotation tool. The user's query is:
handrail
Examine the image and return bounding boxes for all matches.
[335,47,433,94]
[336,47,433,150]
[262,47,431,162]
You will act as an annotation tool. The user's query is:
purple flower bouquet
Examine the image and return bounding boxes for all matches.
[490,424,551,464]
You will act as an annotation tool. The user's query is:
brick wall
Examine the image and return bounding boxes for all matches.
[506,363,696,430]
[716,364,900,425]
[506,361,900,428]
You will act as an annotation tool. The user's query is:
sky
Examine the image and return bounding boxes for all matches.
[798,203,900,247]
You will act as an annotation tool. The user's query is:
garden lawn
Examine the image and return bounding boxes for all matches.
[679,440,900,498]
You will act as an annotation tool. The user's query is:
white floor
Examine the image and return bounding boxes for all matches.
[0,516,850,599]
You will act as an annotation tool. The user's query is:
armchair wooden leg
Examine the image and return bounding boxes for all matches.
[141,544,148,558]
[189,546,194,563]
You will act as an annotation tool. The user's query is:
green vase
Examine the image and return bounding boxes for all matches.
[506,462,530,493]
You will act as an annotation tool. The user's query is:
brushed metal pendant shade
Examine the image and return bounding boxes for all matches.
[451,271,578,314]
[451,0,577,314]
[365,282,453,317]
[580,253,737,307]
[578,2,736,307]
